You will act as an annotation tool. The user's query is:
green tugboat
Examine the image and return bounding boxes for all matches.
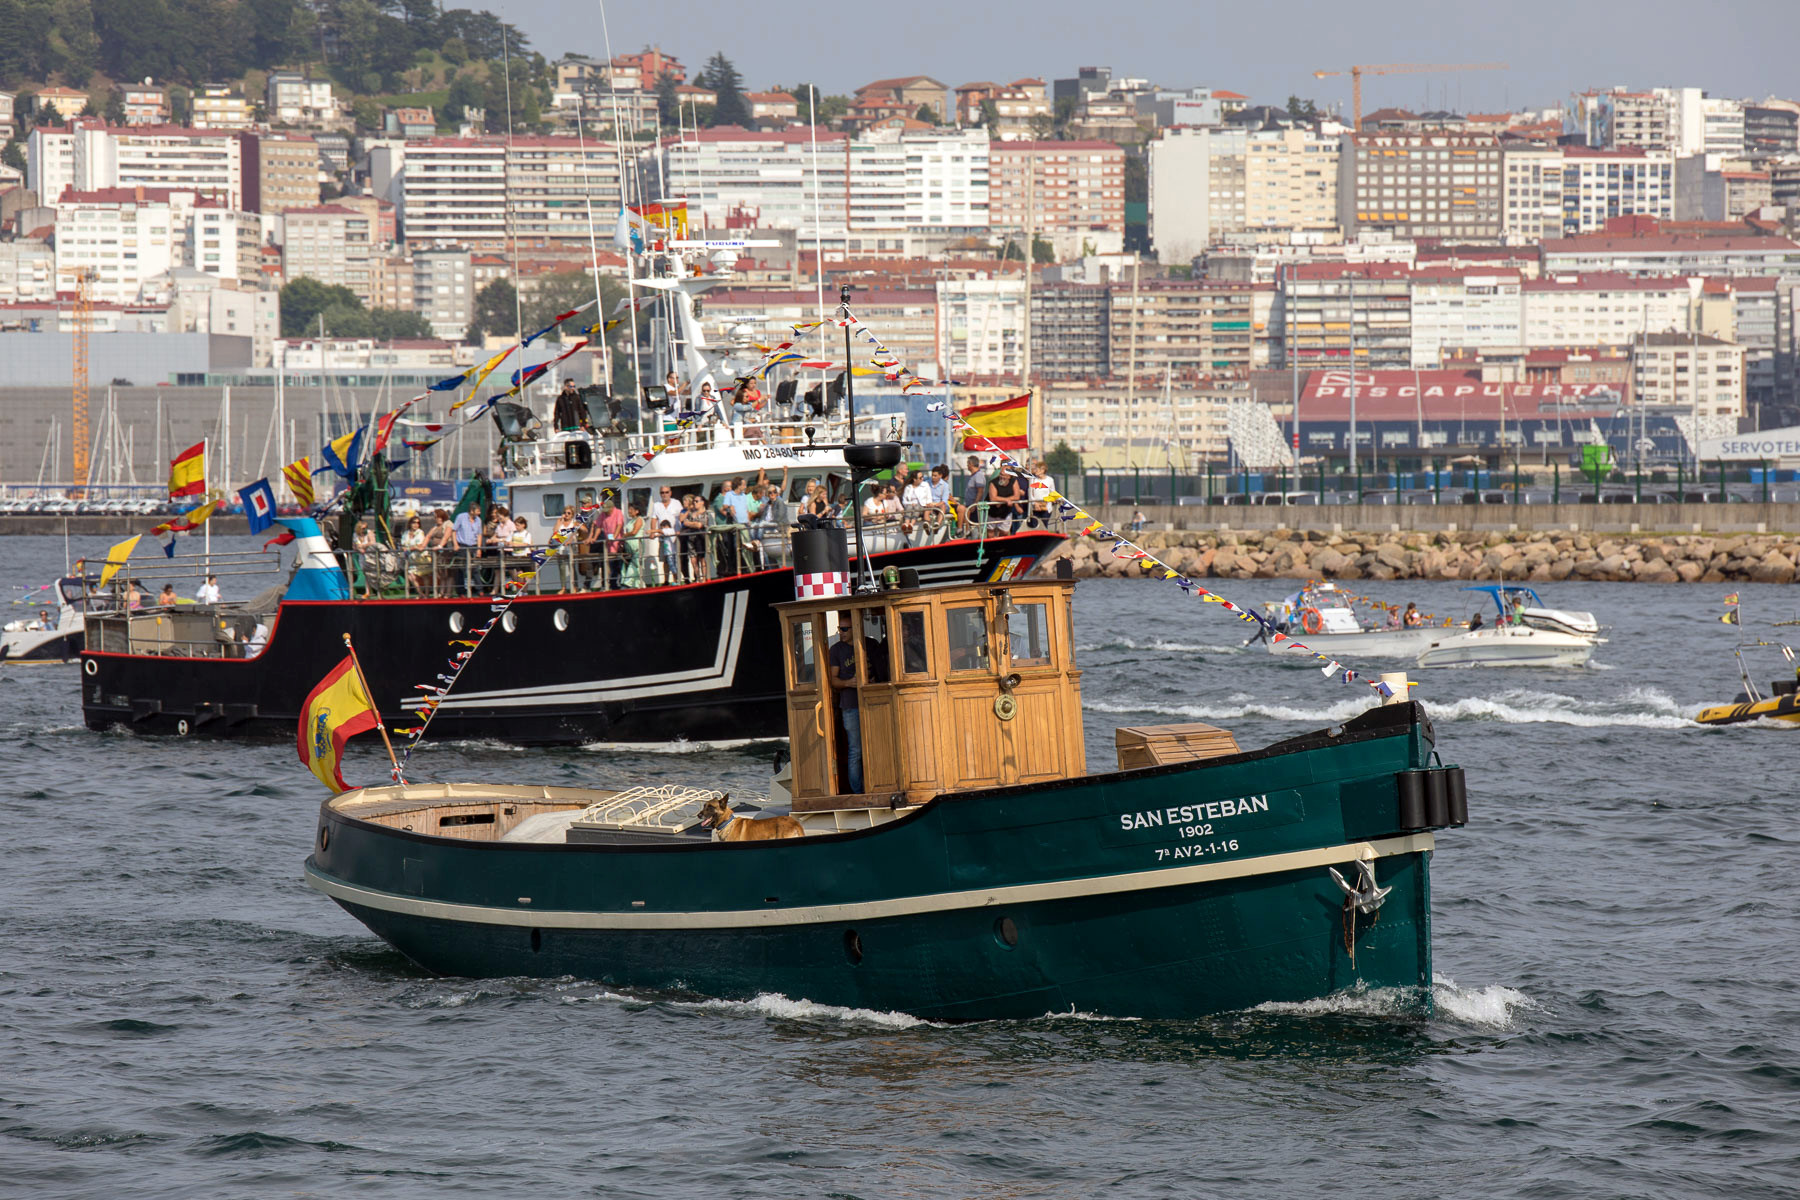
[305,517,1466,1020]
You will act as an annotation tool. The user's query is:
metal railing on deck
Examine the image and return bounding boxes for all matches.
[336,503,1046,600]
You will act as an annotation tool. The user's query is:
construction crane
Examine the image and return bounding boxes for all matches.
[1312,63,1508,129]
[71,268,94,496]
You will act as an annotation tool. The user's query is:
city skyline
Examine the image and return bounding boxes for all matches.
[512,0,1789,115]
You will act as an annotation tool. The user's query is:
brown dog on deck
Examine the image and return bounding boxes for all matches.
[698,796,806,842]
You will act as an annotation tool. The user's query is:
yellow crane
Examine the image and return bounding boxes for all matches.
[1312,62,1508,128]
[71,268,94,496]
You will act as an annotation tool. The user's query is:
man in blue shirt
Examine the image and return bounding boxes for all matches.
[827,615,862,794]
[715,479,752,576]
[451,507,482,594]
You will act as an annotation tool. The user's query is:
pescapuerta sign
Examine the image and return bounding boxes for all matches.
[1696,426,1800,462]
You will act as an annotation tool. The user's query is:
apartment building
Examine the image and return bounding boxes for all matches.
[937,278,1024,378]
[1274,263,1413,370]
[53,188,188,302]
[190,204,261,282]
[1337,132,1504,241]
[398,140,505,247]
[1698,276,1779,410]
[1745,103,1800,155]
[26,126,76,202]
[63,124,247,208]
[1522,273,1696,347]
[191,86,255,131]
[267,72,340,126]
[504,136,626,247]
[1107,279,1254,376]
[248,134,321,214]
[1675,158,1774,221]
[1147,125,1246,263]
[120,83,170,126]
[847,127,988,231]
[0,91,14,142]
[0,241,56,302]
[988,140,1124,253]
[954,79,1052,140]
[1630,331,1743,415]
[1040,374,1241,464]
[1539,221,1800,277]
[1030,282,1111,379]
[284,204,378,304]
[1503,146,1677,241]
[1612,91,1669,149]
[1243,126,1340,233]
[412,248,475,340]
[1409,268,1525,367]
[654,128,850,235]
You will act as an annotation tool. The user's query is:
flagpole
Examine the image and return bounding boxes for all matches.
[342,632,403,782]
[203,434,211,570]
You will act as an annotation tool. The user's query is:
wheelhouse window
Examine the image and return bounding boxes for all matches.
[860,609,892,683]
[1008,602,1051,667]
[946,606,990,673]
[541,492,565,517]
[899,610,929,675]
[789,616,817,687]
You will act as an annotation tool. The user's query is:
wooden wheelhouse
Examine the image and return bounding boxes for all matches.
[777,579,1086,811]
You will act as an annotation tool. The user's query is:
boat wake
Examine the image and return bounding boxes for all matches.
[1090,685,1700,729]
[1253,974,1537,1030]
[577,738,776,755]
[689,992,938,1029]
[1079,636,1246,655]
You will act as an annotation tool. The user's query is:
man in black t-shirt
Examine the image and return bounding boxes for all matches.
[827,616,863,794]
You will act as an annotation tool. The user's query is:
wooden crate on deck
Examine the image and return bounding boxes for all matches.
[1114,723,1240,771]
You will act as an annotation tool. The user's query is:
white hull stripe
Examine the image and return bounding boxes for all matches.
[403,590,749,711]
[304,832,1434,931]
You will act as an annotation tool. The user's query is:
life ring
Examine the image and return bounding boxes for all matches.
[994,693,1017,721]
[1301,607,1324,634]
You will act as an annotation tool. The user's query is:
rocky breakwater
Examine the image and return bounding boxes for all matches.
[1050,529,1800,584]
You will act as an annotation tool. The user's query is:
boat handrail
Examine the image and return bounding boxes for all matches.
[571,784,723,832]
[504,412,906,478]
[316,503,1042,602]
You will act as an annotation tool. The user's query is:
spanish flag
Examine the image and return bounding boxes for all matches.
[960,394,1030,451]
[169,441,206,497]
[283,456,314,508]
[298,654,380,794]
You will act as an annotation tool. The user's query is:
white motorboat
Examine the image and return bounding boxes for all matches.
[1415,586,1602,669]
[0,576,86,662]
[1260,583,1448,658]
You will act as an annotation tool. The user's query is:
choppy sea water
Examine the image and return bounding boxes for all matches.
[3,534,1798,1198]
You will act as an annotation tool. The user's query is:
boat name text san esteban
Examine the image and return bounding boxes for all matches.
[1118,793,1271,832]
[1110,789,1307,859]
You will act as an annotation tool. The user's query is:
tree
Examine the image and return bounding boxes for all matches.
[696,51,747,127]
[102,88,123,124]
[444,71,483,121]
[1032,235,1053,264]
[468,277,518,343]
[2,141,25,173]
[279,277,362,337]
[1045,441,1082,475]
[1122,153,1146,204]
[654,71,679,129]
[1283,94,1320,123]
[914,102,937,125]
[368,307,432,340]
[979,98,1000,130]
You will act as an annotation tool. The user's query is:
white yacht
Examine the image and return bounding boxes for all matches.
[1415,586,1602,669]
[1262,583,1447,658]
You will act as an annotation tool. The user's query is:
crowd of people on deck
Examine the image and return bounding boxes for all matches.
[340,452,1061,600]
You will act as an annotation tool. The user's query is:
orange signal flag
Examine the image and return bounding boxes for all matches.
[298,653,380,794]
[169,442,206,497]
